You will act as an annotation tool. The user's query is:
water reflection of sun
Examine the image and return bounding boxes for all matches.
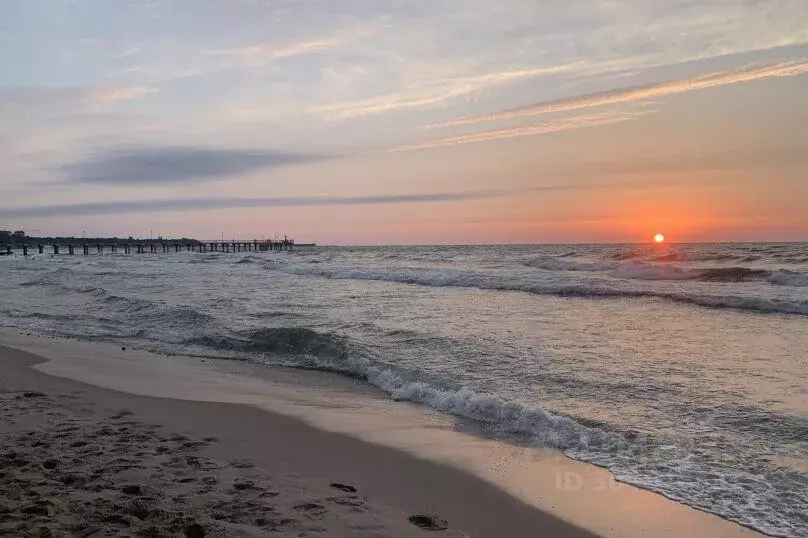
[654,233,665,244]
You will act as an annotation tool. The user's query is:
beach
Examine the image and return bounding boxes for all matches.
[1,342,598,537]
[0,331,768,537]
[2,243,803,536]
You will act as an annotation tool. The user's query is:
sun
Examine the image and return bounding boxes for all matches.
[654,233,665,244]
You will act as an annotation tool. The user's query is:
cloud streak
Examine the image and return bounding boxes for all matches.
[389,111,647,152]
[87,86,157,102]
[203,38,345,60]
[312,64,582,120]
[62,146,326,184]
[1,191,506,218]
[2,180,642,218]
[430,59,808,128]
[202,25,376,62]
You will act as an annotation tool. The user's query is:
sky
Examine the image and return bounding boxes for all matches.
[1,0,807,244]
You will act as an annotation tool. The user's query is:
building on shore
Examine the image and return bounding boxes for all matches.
[12,230,25,238]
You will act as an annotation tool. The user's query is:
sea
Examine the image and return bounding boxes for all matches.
[1,243,806,537]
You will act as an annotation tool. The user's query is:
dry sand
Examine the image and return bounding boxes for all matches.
[0,345,597,537]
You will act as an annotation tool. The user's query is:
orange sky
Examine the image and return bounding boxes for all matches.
[2,1,808,243]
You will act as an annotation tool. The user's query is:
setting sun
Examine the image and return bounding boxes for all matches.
[654,233,665,243]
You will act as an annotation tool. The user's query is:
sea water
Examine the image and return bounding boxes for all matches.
[1,243,806,537]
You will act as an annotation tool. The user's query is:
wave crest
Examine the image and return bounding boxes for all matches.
[610,261,698,280]
[274,263,808,316]
[524,257,615,271]
[768,269,808,287]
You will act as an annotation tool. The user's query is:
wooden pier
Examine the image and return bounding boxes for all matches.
[0,238,296,256]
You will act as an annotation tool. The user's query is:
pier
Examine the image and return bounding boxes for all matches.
[0,238,297,256]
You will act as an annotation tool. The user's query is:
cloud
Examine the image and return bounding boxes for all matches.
[312,64,582,120]
[1,179,682,218]
[62,146,326,184]
[389,110,647,152]
[2,179,642,218]
[113,46,141,59]
[0,85,156,113]
[87,86,157,102]
[431,59,808,128]
[113,28,376,86]
[1,191,506,218]
[203,39,344,60]
[202,25,376,62]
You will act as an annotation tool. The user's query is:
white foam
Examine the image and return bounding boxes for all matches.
[290,351,615,453]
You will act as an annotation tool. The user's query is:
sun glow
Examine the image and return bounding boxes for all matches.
[654,233,665,243]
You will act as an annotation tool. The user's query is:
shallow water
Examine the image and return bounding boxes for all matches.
[1,243,806,537]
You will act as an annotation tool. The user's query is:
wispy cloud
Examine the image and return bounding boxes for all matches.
[389,110,647,152]
[62,146,326,185]
[2,191,506,218]
[203,39,343,60]
[312,64,582,120]
[87,86,157,102]
[112,29,374,86]
[113,46,141,59]
[3,179,681,218]
[202,25,376,62]
[431,59,808,128]
[0,85,157,118]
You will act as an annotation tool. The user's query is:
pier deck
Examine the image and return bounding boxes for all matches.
[0,238,297,256]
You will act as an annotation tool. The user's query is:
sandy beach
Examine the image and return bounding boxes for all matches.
[0,343,600,537]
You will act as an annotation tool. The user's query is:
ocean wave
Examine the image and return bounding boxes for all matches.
[187,327,350,359]
[272,263,808,316]
[184,326,806,537]
[98,293,215,328]
[234,255,263,265]
[650,253,681,262]
[189,327,619,451]
[613,250,645,260]
[610,261,698,280]
[101,294,154,312]
[611,262,770,282]
[19,267,75,287]
[768,269,808,287]
[524,257,615,271]
[648,252,742,262]
[699,267,769,282]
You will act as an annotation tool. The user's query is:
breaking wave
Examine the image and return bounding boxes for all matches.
[610,260,698,280]
[187,327,620,452]
[523,257,615,271]
[768,269,808,287]
[184,326,808,538]
[187,327,350,359]
[272,264,808,316]
[611,262,770,282]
